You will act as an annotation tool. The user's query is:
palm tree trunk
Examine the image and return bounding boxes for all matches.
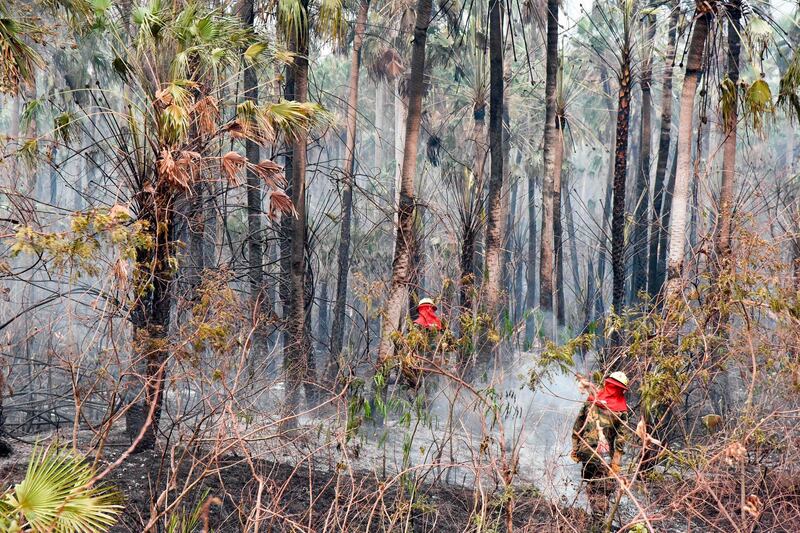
[125,191,174,451]
[240,0,266,363]
[665,8,711,299]
[282,0,311,426]
[539,0,559,333]
[525,166,537,342]
[375,81,384,174]
[611,59,632,313]
[631,15,655,302]
[330,0,370,382]
[483,0,505,314]
[594,77,616,319]
[461,103,486,310]
[553,117,566,325]
[714,1,740,277]
[648,1,679,296]
[377,0,433,362]
[393,78,407,243]
[709,1,740,331]
[563,171,581,297]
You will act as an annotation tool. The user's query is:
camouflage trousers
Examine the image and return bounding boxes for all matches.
[581,458,615,530]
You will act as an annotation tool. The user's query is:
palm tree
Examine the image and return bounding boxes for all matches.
[664,2,712,300]
[553,112,566,325]
[711,0,741,311]
[608,0,635,316]
[630,13,655,302]
[330,0,371,383]
[282,0,313,422]
[239,0,267,365]
[482,0,505,314]
[40,1,323,448]
[648,0,679,296]
[378,0,434,363]
[539,0,559,334]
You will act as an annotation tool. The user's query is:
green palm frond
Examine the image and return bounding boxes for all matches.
[0,444,122,533]
[0,10,46,95]
[743,78,773,133]
[315,0,345,43]
[132,0,166,44]
[263,100,330,141]
[156,80,195,145]
[278,0,308,44]
[778,49,800,123]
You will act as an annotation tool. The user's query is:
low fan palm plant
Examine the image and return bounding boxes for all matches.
[0,444,122,532]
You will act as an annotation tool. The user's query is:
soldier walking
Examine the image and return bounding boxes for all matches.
[571,371,630,531]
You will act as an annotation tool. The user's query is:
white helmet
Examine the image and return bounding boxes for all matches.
[418,297,437,309]
[607,371,629,389]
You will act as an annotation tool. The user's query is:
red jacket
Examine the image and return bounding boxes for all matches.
[414,303,443,331]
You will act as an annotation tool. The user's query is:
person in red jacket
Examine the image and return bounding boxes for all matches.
[413,298,443,331]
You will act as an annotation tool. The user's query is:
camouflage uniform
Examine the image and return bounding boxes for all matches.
[572,401,628,529]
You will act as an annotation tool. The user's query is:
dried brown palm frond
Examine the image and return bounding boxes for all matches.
[367,47,405,83]
[250,160,287,189]
[193,95,219,138]
[267,189,297,221]
[221,151,247,186]
[157,149,200,191]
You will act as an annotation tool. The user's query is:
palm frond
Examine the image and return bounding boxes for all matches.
[278,0,308,45]
[0,444,122,533]
[778,49,800,123]
[0,11,46,95]
[315,0,345,43]
[262,100,330,141]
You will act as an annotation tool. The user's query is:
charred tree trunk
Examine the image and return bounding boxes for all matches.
[125,188,174,451]
[553,116,566,325]
[665,8,711,299]
[539,0,559,333]
[281,0,312,427]
[648,1,679,297]
[483,0,505,315]
[594,75,616,319]
[525,166,538,342]
[240,0,266,365]
[611,60,632,314]
[377,0,433,362]
[461,103,486,310]
[631,15,655,303]
[329,0,370,383]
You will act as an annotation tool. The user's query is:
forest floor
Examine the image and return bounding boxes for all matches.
[0,430,589,532]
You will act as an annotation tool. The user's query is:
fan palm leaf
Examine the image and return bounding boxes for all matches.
[0,9,45,95]
[0,444,122,533]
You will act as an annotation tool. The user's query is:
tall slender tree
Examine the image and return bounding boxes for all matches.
[630,14,655,302]
[609,0,635,315]
[483,0,505,314]
[553,114,566,324]
[648,0,679,296]
[378,0,433,362]
[712,0,741,305]
[330,0,371,383]
[539,0,559,332]
[239,0,267,364]
[282,0,312,424]
[665,4,712,299]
